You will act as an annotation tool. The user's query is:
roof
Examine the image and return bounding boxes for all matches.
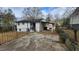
[16,19,43,23]
[41,21,55,24]
[16,18,55,24]
[70,7,79,17]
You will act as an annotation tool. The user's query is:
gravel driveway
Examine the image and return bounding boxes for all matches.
[0,33,68,51]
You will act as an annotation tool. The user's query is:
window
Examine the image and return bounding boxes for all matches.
[19,29,21,31]
[18,23,20,25]
[49,28,52,29]
[22,22,25,25]
[44,27,47,30]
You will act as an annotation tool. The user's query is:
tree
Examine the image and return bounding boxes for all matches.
[62,18,70,27]
[63,7,76,18]
[46,13,52,22]
[22,7,43,20]
[2,8,15,31]
[62,8,76,27]
[3,9,15,25]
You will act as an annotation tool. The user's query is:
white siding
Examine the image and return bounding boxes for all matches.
[16,22,42,32]
[28,22,30,30]
[70,15,79,24]
[16,22,30,32]
[35,22,41,32]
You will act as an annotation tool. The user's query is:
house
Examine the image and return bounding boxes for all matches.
[16,19,55,32]
[16,19,43,32]
[69,7,79,41]
[70,7,79,30]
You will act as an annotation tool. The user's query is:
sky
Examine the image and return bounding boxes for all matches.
[10,7,66,17]
[11,7,55,18]
[2,7,76,20]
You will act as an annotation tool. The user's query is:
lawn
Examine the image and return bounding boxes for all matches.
[0,32,28,44]
[64,29,79,41]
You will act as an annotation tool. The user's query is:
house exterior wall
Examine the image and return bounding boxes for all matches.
[40,23,43,31]
[16,22,42,32]
[70,15,79,24]
[35,22,41,32]
[70,15,79,30]
[27,22,31,31]
[16,22,30,32]
[16,21,55,32]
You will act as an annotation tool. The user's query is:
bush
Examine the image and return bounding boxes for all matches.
[56,26,67,43]
[65,38,76,50]
[75,44,79,51]
[59,32,68,43]
[56,25,79,51]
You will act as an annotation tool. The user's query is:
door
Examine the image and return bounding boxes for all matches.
[30,23,35,32]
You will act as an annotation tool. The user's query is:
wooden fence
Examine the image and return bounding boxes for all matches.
[0,31,27,44]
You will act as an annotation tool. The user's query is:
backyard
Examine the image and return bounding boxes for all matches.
[0,7,78,51]
[0,31,68,51]
[0,27,78,51]
[0,31,57,44]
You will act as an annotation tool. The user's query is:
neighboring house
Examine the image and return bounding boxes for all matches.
[70,7,79,30]
[16,19,55,32]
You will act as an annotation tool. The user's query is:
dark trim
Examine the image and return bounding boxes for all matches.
[69,24,79,30]
[70,7,79,17]
[16,19,43,23]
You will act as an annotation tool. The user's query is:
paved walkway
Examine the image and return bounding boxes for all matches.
[0,33,68,51]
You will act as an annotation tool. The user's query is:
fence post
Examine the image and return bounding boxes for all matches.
[74,30,77,42]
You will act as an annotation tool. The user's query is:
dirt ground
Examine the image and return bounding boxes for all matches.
[0,32,68,51]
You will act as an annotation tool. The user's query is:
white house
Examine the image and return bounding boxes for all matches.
[70,7,79,30]
[16,19,43,32]
[16,19,55,32]
[69,7,79,41]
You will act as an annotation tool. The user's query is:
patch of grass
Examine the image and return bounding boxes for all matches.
[0,32,28,44]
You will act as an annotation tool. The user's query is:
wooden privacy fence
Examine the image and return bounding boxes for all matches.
[0,31,27,44]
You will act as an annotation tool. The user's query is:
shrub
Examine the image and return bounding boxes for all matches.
[56,26,67,43]
[59,32,68,43]
[56,25,79,51]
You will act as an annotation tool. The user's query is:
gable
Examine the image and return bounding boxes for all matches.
[70,7,79,24]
